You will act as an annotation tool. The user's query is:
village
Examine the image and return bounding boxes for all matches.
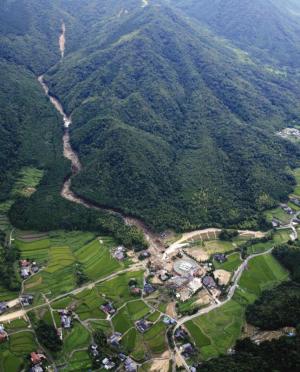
[0,193,299,372]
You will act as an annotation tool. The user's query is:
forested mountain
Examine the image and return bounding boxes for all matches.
[45,1,300,230]
[170,0,300,68]
[2,0,300,233]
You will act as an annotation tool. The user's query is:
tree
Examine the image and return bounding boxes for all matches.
[35,321,62,352]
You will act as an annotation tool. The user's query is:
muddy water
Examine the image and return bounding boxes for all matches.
[59,22,66,58]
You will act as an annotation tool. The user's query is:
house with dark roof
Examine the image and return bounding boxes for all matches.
[60,310,72,329]
[135,319,152,333]
[214,254,226,264]
[101,302,116,316]
[108,332,122,347]
[144,283,155,295]
[0,302,8,314]
[180,343,194,357]
[202,276,217,289]
[20,294,34,306]
[124,357,137,372]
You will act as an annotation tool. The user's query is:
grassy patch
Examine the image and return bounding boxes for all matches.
[213,252,241,272]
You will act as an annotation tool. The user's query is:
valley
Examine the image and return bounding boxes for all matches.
[1,1,300,371]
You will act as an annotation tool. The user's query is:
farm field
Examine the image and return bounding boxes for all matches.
[202,240,236,254]
[11,167,44,198]
[213,252,241,272]
[113,300,151,333]
[15,231,124,299]
[186,253,288,360]
[96,270,144,307]
[0,331,38,372]
[264,207,291,224]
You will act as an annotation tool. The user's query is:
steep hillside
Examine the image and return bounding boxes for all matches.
[45,4,300,231]
[169,0,300,68]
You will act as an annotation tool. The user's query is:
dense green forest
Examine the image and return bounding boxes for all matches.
[246,282,300,329]
[2,0,300,233]
[170,0,300,68]
[200,333,300,371]
[273,240,300,282]
[45,2,300,231]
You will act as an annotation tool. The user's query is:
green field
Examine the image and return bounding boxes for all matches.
[121,321,167,361]
[15,233,124,299]
[186,253,288,360]
[203,240,236,254]
[12,167,44,198]
[213,252,242,272]
[113,300,151,333]
[0,331,38,372]
[61,350,93,371]
[264,207,291,224]
[96,271,144,307]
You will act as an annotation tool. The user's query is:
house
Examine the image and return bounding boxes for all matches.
[180,343,194,357]
[101,302,116,315]
[290,197,300,207]
[135,319,152,333]
[202,276,217,289]
[118,353,127,362]
[108,332,122,347]
[175,327,188,340]
[138,251,151,260]
[0,325,8,343]
[31,365,44,372]
[272,218,281,228]
[102,357,115,370]
[21,267,30,279]
[90,344,99,357]
[144,283,155,295]
[188,277,203,293]
[20,294,34,306]
[162,316,176,325]
[113,246,126,261]
[30,352,46,365]
[0,302,8,314]
[214,254,226,264]
[31,262,39,274]
[158,270,171,282]
[20,259,30,267]
[130,286,142,295]
[60,310,72,329]
[124,357,137,372]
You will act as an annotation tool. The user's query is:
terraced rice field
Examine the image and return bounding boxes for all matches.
[61,350,92,371]
[186,253,288,360]
[75,238,121,280]
[96,271,144,307]
[121,321,167,361]
[16,231,123,299]
[0,331,38,372]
